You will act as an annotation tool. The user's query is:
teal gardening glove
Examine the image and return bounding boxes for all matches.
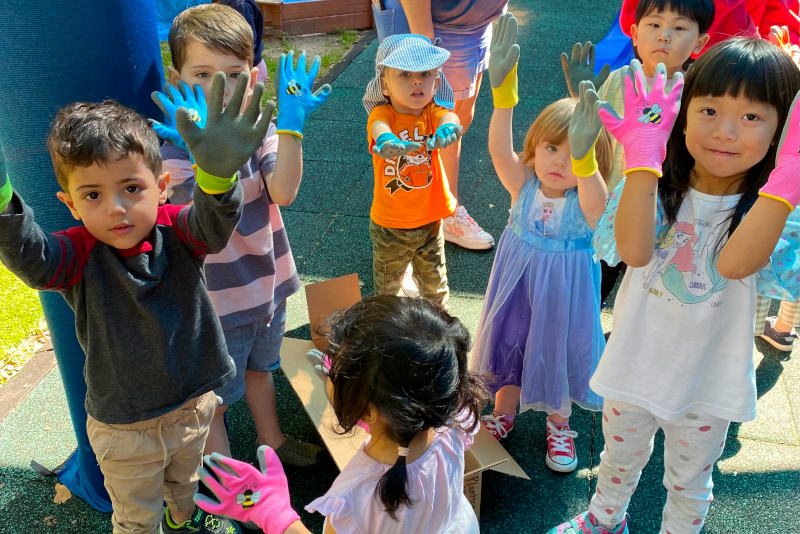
[151,80,208,158]
[0,173,11,213]
[175,71,274,193]
[276,50,332,138]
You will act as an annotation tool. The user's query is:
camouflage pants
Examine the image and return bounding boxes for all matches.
[369,220,449,310]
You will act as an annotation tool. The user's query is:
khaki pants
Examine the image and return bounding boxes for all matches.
[86,391,216,534]
[370,220,449,310]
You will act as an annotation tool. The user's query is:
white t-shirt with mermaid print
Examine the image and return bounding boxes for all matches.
[591,181,800,423]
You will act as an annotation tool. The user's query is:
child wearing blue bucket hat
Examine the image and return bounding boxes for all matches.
[363,34,462,310]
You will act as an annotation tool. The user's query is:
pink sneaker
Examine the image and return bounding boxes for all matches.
[443,205,494,250]
[481,412,515,439]
[547,511,628,534]
[546,420,578,472]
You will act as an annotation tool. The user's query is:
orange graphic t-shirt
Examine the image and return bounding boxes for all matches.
[367,103,457,229]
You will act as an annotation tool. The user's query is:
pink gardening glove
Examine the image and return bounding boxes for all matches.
[194,445,301,534]
[759,89,800,211]
[597,59,684,177]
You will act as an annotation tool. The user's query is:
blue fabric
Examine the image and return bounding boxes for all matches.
[217,0,264,63]
[473,178,604,413]
[593,7,635,75]
[156,0,211,41]
[594,179,800,301]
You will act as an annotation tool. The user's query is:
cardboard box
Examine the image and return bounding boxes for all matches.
[280,274,529,519]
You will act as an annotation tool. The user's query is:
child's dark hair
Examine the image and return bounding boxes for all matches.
[325,295,488,519]
[635,0,715,34]
[47,100,162,191]
[660,38,800,241]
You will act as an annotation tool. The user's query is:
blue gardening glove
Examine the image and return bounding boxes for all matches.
[176,71,274,192]
[276,50,332,138]
[0,173,11,212]
[372,132,422,159]
[426,122,463,150]
[150,81,207,159]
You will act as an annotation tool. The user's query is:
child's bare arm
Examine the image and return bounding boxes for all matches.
[264,133,303,206]
[488,107,527,199]
[568,80,608,225]
[399,0,434,40]
[614,172,658,266]
[718,91,800,279]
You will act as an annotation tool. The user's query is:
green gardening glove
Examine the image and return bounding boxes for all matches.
[0,173,11,212]
[568,80,604,177]
[176,71,274,193]
[561,42,611,98]
[488,12,520,108]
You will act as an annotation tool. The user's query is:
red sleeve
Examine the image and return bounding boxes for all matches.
[155,203,209,257]
[48,226,97,289]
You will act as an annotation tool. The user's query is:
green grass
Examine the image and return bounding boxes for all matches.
[0,264,43,359]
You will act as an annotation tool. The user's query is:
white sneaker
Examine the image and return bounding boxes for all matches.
[400,264,419,298]
[443,205,494,250]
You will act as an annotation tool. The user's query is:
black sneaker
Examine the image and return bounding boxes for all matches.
[760,316,798,352]
[159,506,242,534]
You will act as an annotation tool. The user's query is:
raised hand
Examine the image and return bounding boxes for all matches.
[151,81,207,155]
[597,59,683,177]
[306,347,331,379]
[276,50,332,138]
[176,71,273,182]
[769,25,800,68]
[488,12,520,108]
[561,41,611,97]
[426,122,463,150]
[568,80,604,177]
[759,90,800,211]
[372,132,422,159]
[194,445,301,534]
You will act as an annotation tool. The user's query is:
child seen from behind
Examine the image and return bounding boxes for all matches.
[471,13,613,474]
[550,37,800,534]
[190,296,490,534]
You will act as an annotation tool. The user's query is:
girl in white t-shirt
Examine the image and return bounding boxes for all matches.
[549,38,800,534]
[192,295,488,534]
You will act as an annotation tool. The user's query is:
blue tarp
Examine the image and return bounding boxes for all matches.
[593,7,634,74]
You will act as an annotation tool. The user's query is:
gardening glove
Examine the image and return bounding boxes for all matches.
[488,12,520,108]
[426,122,463,150]
[372,132,422,159]
[769,25,800,68]
[759,90,800,211]
[569,80,604,177]
[151,81,207,160]
[176,71,274,193]
[561,41,611,97]
[597,59,683,178]
[0,173,11,213]
[306,348,331,379]
[194,445,300,534]
[276,50,332,138]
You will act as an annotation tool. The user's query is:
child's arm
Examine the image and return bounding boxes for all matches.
[399,0,435,40]
[597,60,683,266]
[568,80,608,225]
[195,445,310,534]
[718,90,800,279]
[561,41,611,98]
[487,13,527,200]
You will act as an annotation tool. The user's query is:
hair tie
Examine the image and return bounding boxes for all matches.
[397,446,409,457]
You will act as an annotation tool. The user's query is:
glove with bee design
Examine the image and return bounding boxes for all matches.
[276,50,332,139]
[597,59,683,178]
[195,445,300,534]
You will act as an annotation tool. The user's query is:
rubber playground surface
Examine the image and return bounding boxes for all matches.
[1,1,798,532]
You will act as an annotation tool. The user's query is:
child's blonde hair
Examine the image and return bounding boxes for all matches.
[519,98,613,181]
[168,3,254,71]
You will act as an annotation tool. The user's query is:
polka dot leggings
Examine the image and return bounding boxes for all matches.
[589,399,730,534]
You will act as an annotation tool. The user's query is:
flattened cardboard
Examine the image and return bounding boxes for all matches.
[283,274,529,519]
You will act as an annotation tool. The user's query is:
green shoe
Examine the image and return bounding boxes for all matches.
[159,506,242,534]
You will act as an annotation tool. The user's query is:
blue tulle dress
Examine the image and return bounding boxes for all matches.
[471,175,604,415]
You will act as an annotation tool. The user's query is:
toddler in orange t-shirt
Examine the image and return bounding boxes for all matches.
[362,34,462,309]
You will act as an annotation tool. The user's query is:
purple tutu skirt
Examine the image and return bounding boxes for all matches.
[471,228,604,414]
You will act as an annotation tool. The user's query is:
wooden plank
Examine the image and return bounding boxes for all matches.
[282,12,373,35]
[282,0,371,19]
